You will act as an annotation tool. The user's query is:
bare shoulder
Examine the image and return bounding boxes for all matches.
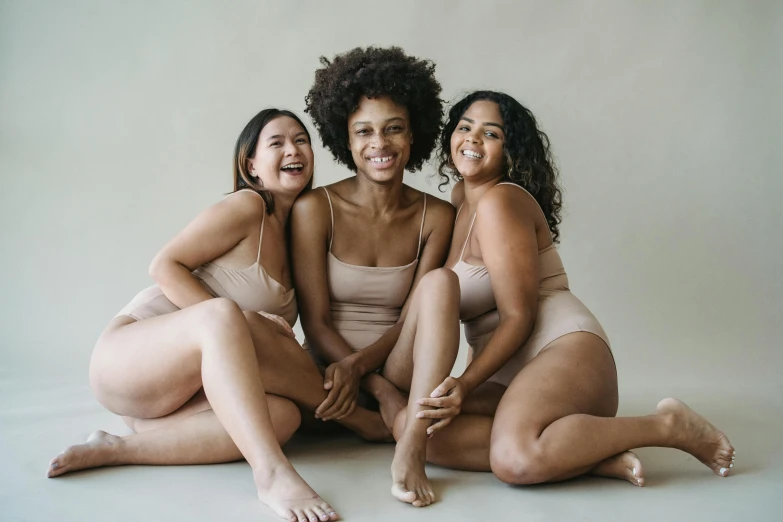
[477,183,539,226]
[291,187,330,223]
[424,192,456,224]
[450,180,465,208]
[218,189,266,224]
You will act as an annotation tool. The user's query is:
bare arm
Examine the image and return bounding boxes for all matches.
[148,190,263,309]
[290,190,357,364]
[458,186,540,394]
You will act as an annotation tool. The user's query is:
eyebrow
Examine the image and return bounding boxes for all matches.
[352,117,406,127]
[461,116,504,130]
[266,131,308,141]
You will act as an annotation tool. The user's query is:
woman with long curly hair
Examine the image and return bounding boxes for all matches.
[291,46,458,508]
[411,91,735,486]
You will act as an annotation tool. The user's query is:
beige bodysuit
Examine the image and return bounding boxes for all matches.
[116,190,297,325]
[450,182,610,387]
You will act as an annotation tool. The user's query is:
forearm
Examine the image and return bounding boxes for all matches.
[303,321,357,365]
[459,317,533,393]
[153,263,215,309]
[352,322,402,375]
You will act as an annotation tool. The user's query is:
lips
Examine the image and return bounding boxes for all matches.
[461,149,483,159]
[281,162,304,174]
[366,154,396,169]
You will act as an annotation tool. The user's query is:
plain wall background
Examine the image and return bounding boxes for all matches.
[1,0,781,392]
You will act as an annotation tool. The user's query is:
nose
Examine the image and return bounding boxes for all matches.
[283,139,299,156]
[370,132,388,148]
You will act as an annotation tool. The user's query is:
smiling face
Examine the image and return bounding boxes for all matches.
[248,115,314,197]
[450,100,506,182]
[347,96,412,183]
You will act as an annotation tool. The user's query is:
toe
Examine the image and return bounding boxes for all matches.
[305,508,318,522]
[311,505,328,522]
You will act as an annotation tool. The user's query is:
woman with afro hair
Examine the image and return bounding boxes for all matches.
[289,46,458,508]
[411,91,735,488]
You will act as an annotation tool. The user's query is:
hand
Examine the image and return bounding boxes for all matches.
[316,357,362,421]
[256,312,295,339]
[415,376,467,436]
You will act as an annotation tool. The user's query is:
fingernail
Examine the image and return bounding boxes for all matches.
[51,462,59,469]
[416,413,423,418]
[719,467,728,475]
[632,467,637,476]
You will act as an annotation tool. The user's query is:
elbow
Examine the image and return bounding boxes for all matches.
[148,253,175,284]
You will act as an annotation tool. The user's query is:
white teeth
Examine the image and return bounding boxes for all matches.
[462,150,483,159]
[370,156,393,163]
[281,163,303,170]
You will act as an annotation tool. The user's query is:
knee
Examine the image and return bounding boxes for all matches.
[489,437,548,485]
[418,268,459,298]
[197,298,246,335]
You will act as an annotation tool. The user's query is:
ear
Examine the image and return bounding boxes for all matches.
[246,157,258,178]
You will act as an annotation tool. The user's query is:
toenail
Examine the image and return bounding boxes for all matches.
[51,462,59,469]
[719,467,728,475]
[730,463,734,468]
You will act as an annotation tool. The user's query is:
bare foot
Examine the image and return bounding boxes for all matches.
[47,430,121,478]
[390,440,434,507]
[657,398,735,477]
[254,465,340,522]
[590,451,645,486]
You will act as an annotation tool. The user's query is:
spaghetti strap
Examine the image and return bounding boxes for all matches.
[416,194,427,258]
[459,213,477,261]
[256,211,266,263]
[322,187,335,251]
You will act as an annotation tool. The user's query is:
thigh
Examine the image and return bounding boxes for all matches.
[90,298,245,419]
[461,382,507,416]
[491,332,617,446]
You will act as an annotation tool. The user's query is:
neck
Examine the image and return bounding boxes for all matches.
[352,169,406,215]
[462,174,504,212]
[270,191,296,224]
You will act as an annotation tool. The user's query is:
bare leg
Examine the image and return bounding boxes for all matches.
[423,380,645,484]
[489,333,735,485]
[242,311,390,441]
[48,395,301,472]
[53,299,338,522]
[381,269,461,507]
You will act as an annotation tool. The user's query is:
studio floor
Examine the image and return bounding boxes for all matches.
[2,374,780,522]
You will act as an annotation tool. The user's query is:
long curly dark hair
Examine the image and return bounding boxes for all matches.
[305,46,443,173]
[438,91,564,242]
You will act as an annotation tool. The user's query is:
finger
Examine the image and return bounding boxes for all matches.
[415,397,453,408]
[316,388,339,418]
[321,387,350,420]
[427,417,453,436]
[416,407,458,420]
[335,398,356,420]
[323,368,335,390]
[430,378,454,398]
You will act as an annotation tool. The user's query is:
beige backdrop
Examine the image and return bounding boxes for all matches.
[1,0,781,392]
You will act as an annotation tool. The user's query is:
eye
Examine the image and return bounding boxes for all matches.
[457,125,470,132]
[387,125,403,132]
[485,131,499,139]
[356,129,369,136]
[270,141,282,147]
[296,137,309,144]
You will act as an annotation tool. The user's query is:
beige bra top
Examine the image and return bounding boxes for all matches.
[323,187,426,330]
[191,191,297,325]
[449,183,568,323]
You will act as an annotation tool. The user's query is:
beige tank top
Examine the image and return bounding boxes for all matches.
[117,190,297,325]
[321,187,426,351]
